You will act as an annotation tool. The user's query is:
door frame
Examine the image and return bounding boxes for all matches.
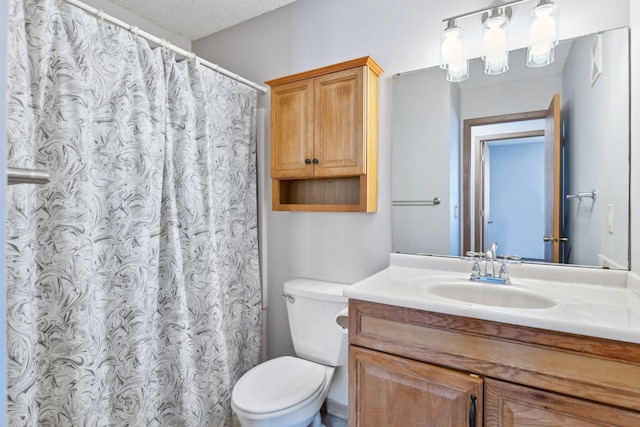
[462,110,548,255]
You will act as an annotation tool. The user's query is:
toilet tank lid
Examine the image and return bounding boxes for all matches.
[284,279,348,302]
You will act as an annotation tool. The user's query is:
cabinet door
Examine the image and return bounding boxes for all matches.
[350,346,483,427]
[314,67,366,177]
[270,78,314,178]
[485,378,640,427]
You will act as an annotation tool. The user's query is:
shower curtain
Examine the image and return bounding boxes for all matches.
[6,0,262,425]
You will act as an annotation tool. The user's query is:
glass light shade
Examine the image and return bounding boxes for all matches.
[527,1,559,67]
[446,59,469,82]
[482,13,509,75]
[440,25,465,70]
[440,23,468,82]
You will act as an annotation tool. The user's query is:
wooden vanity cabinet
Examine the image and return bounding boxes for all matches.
[348,300,640,427]
[351,346,482,426]
[266,57,382,212]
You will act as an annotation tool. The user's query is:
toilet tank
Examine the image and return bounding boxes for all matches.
[283,279,349,366]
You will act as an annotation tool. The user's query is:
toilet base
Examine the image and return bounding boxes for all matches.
[234,410,325,427]
[310,412,325,427]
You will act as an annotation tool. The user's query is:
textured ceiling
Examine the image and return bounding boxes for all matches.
[105,0,299,41]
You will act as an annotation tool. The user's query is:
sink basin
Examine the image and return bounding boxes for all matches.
[410,277,557,309]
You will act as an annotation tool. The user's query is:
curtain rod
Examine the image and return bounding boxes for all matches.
[61,0,268,94]
[7,167,50,185]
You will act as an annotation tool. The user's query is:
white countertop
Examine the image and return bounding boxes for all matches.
[344,254,640,344]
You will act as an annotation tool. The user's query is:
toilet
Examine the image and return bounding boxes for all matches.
[231,278,349,427]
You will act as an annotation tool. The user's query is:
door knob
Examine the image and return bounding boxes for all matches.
[543,236,569,243]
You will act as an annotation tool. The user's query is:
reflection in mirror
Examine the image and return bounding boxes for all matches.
[391,27,629,269]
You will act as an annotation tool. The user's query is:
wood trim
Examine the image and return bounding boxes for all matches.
[364,66,379,212]
[265,56,383,87]
[349,300,640,412]
[462,110,548,254]
[544,94,562,263]
[274,204,364,212]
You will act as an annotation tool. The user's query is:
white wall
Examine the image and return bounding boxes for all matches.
[631,0,640,295]
[462,73,563,120]
[449,83,461,253]
[392,67,458,255]
[562,28,630,267]
[192,0,632,407]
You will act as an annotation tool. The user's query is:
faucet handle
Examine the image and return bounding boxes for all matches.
[498,260,509,280]
[465,251,485,260]
[499,254,522,263]
[470,259,481,279]
[464,252,485,280]
[497,255,521,283]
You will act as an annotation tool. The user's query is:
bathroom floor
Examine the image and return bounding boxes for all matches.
[322,412,348,427]
[232,412,347,427]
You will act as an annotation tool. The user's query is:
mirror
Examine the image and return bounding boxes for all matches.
[391,27,630,269]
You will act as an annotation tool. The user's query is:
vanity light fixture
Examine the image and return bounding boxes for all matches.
[440,0,559,80]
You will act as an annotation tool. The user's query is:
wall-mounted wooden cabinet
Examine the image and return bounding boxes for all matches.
[266,57,382,212]
[349,300,640,426]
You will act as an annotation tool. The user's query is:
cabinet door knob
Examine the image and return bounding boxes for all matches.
[305,158,311,165]
[312,158,319,164]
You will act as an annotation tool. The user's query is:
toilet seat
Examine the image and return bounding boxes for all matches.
[232,356,327,415]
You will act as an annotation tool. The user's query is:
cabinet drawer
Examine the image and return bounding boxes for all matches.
[485,378,640,426]
[349,299,640,412]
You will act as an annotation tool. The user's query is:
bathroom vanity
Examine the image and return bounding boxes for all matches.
[345,254,640,426]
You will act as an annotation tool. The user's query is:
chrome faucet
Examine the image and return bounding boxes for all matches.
[484,249,494,277]
[467,242,519,285]
[490,242,498,261]
[485,242,498,278]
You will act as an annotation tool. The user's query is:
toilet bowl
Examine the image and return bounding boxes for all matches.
[232,356,335,427]
[231,279,349,427]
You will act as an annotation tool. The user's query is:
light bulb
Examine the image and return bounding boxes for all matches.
[482,12,509,75]
[447,59,469,82]
[528,1,559,67]
[440,26,464,70]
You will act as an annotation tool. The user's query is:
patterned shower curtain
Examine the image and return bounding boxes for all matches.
[5,0,262,425]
